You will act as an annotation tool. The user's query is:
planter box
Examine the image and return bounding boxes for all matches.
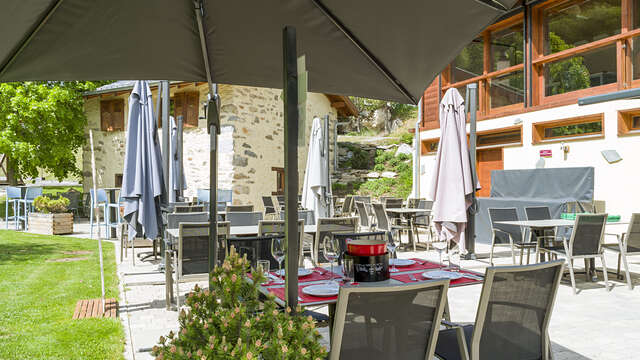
[28,213,74,235]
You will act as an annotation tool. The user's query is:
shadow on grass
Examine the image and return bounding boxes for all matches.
[0,241,63,264]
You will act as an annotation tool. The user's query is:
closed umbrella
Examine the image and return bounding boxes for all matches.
[427,88,478,252]
[121,81,165,241]
[302,117,329,221]
[169,116,186,203]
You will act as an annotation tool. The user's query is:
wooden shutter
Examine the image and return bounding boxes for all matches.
[172,92,199,127]
[100,99,124,131]
[173,93,184,122]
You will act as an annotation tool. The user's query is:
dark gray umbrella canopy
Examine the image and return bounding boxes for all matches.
[0,0,518,103]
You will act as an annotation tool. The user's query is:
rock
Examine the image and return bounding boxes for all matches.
[244,150,257,158]
[232,155,248,167]
[370,107,391,131]
[381,171,397,178]
[367,171,380,179]
[395,143,413,156]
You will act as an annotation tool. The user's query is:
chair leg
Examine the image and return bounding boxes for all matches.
[526,248,531,265]
[619,251,633,290]
[510,239,516,265]
[489,243,495,266]
[567,258,578,295]
[600,254,611,291]
[519,246,524,265]
[175,256,180,309]
[616,253,622,280]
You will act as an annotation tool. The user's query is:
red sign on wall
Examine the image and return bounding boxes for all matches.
[540,149,552,157]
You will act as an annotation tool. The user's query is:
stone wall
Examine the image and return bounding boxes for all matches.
[82,82,338,210]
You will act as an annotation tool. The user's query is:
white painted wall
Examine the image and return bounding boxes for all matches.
[419,99,640,218]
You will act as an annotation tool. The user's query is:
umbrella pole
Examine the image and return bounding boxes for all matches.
[283,26,300,311]
[89,130,106,314]
[177,115,184,199]
[465,84,478,259]
[161,81,170,203]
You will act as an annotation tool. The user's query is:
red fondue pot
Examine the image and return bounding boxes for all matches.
[346,239,387,256]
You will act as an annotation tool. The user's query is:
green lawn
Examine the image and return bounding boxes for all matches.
[0,230,123,360]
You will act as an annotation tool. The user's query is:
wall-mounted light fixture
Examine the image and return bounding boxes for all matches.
[601,150,622,163]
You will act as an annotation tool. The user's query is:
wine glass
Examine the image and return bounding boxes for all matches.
[431,241,447,270]
[323,236,340,287]
[387,235,400,273]
[271,237,286,284]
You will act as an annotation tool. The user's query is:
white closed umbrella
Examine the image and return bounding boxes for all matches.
[302,117,328,221]
[427,88,478,251]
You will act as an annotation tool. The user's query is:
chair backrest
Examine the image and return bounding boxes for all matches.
[569,213,607,256]
[174,205,205,213]
[414,200,433,226]
[333,231,386,257]
[407,198,423,208]
[592,200,606,213]
[316,217,358,262]
[330,280,449,360]
[469,260,564,360]
[278,209,315,225]
[177,221,230,278]
[90,188,107,204]
[258,219,305,262]
[354,201,369,228]
[565,201,593,213]
[226,211,263,226]
[488,208,523,245]
[262,196,276,214]
[226,204,254,212]
[228,234,284,269]
[352,195,371,204]
[524,206,551,221]
[276,195,285,208]
[60,191,82,210]
[166,212,209,229]
[196,189,210,203]
[217,189,233,203]
[372,203,390,231]
[384,197,403,209]
[625,213,640,252]
[6,186,21,200]
[24,187,43,201]
[341,195,353,214]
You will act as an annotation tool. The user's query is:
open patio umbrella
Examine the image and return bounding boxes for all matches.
[121,81,165,241]
[0,0,519,308]
[427,88,479,252]
[301,117,329,221]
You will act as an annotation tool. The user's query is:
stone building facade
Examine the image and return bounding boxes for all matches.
[82,81,356,210]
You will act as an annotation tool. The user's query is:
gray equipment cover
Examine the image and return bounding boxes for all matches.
[0,0,518,104]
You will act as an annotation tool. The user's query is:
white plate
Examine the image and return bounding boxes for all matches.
[389,259,416,267]
[275,268,313,277]
[302,284,339,297]
[421,270,463,280]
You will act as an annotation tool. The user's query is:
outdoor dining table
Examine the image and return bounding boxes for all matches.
[495,219,628,279]
[252,259,483,334]
[385,208,431,251]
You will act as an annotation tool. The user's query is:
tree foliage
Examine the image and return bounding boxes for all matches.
[0,81,106,183]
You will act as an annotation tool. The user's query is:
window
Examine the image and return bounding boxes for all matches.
[452,38,484,83]
[544,44,617,96]
[477,127,522,147]
[491,23,523,71]
[421,139,439,155]
[617,108,640,135]
[100,99,125,131]
[115,174,123,188]
[532,114,604,143]
[272,167,284,195]
[172,92,200,127]
[489,71,524,108]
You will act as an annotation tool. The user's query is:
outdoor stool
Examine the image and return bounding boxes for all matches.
[89,189,109,239]
[17,187,43,231]
[5,186,21,229]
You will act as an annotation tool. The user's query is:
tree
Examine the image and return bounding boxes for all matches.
[0,81,106,185]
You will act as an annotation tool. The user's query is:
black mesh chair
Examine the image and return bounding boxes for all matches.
[278,209,315,225]
[226,211,263,226]
[352,195,371,204]
[373,203,407,247]
[544,214,610,294]
[173,221,230,308]
[354,201,371,231]
[330,280,449,360]
[488,208,534,265]
[227,234,284,270]
[258,219,306,266]
[414,200,434,247]
[314,217,358,265]
[336,195,354,217]
[226,204,254,212]
[435,260,564,360]
[525,206,558,261]
[383,197,403,209]
[262,196,277,219]
[603,213,640,290]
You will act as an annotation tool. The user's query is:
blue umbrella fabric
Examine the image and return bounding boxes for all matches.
[121,81,165,240]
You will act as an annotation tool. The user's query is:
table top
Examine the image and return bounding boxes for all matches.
[166,224,317,240]
[385,208,431,214]
[257,260,483,307]
[496,219,628,228]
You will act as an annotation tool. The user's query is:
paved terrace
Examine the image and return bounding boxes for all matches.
[2,219,639,360]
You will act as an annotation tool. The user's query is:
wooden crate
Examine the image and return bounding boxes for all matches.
[29,212,74,235]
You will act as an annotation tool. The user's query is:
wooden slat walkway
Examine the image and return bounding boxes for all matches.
[72,298,118,319]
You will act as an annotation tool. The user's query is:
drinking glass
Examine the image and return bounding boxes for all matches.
[323,236,340,286]
[386,236,400,273]
[447,241,460,272]
[257,260,270,282]
[270,237,286,284]
[431,241,447,269]
[342,257,354,284]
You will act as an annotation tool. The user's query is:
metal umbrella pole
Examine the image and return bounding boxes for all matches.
[89,130,106,314]
[465,83,478,259]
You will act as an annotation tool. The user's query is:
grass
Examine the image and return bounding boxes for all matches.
[0,230,123,360]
